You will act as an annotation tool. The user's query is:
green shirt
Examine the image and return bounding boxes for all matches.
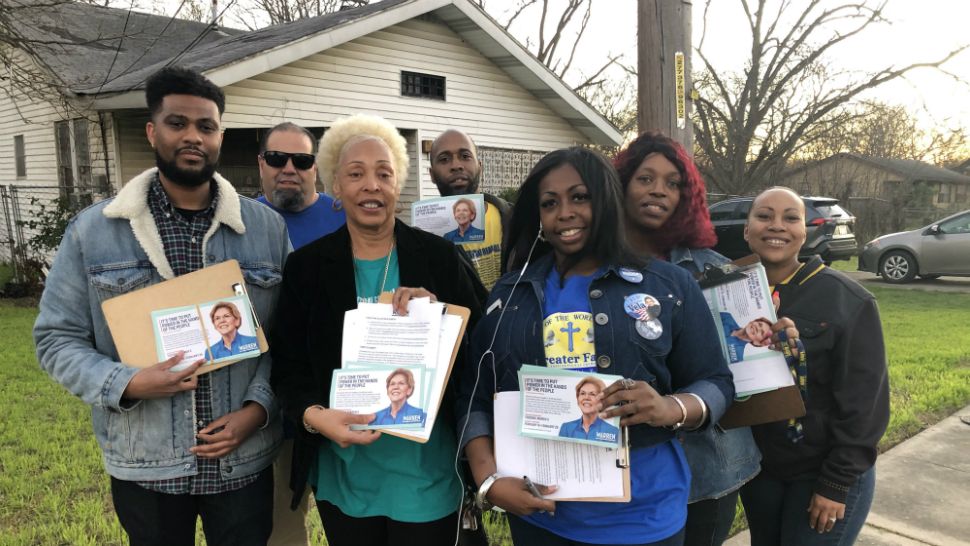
[310,249,462,521]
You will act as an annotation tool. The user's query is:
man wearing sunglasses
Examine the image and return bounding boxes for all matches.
[257,122,346,250]
[256,122,345,546]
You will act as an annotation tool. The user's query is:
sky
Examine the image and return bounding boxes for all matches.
[144,0,970,133]
[499,0,970,132]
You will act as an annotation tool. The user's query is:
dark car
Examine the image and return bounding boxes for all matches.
[709,196,857,261]
[858,209,970,283]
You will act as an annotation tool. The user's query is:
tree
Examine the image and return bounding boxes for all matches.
[226,0,344,30]
[484,0,636,136]
[797,100,968,165]
[692,0,969,195]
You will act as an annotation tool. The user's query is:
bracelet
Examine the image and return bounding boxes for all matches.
[476,473,500,511]
[665,395,688,430]
[683,392,708,430]
[303,404,325,434]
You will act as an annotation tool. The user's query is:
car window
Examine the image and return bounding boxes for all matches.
[812,203,849,219]
[939,213,970,234]
[710,201,738,221]
[734,200,752,220]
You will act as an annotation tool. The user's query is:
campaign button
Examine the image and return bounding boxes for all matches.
[636,318,663,340]
[618,268,643,283]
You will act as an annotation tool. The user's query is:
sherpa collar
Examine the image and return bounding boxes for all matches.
[103,168,245,280]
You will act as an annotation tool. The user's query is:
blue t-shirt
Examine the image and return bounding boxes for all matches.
[370,401,427,426]
[443,225,485,243]
[720,312,747,363]
[558,416,620,443]
[257,193,345,250]
[209,333,259,360]
[527,267,690,543]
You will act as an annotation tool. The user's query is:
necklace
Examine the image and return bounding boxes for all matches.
[353,238,395,298]
[378,239,395,295]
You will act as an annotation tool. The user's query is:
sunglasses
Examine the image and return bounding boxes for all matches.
[261,150,316,170]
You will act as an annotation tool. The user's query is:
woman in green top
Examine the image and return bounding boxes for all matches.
[270,114,484,546]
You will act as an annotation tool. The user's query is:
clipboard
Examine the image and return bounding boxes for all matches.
[493,391,631,502]
[696,255,806,429]
[101,260,268,376]
[375,293,471,444]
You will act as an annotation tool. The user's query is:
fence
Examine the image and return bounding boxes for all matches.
[0,184,113,284]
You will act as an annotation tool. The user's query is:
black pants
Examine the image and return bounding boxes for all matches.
[316,498,459,546]
[110,468,273,546]
[683,490,740,546]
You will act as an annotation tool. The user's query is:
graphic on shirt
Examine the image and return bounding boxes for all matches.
[543,311,596,372]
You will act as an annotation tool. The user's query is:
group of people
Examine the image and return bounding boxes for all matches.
[34,65,889,546]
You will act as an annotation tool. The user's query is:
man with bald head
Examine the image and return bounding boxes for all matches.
[428,129,510,289]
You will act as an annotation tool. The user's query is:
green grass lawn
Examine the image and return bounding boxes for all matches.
[2,285,968,544]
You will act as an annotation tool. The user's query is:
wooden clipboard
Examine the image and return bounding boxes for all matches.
[101,260,268,376]
[697,254,806,428]
[720,385,805,429]
[376,293,471,444]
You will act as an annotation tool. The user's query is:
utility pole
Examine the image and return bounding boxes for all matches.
[637,0,692,149]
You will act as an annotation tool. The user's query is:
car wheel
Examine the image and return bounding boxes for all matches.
[880,251,917,284]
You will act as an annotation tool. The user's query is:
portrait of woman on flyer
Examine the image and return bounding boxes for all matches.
[458,146,734,546]
[270,114,483,546]
[738,187,889,545]
[613,131,797,546]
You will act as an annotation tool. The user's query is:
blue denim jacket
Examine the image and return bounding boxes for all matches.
[34,169,289,482]
[458,254,734,451]
[669,247,761,501]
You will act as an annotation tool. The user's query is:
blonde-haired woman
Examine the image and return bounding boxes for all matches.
[271,114,484,545]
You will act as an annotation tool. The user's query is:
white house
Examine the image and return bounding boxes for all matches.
[0,0,621,246]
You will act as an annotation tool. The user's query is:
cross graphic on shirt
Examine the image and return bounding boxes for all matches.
[560,322,580,352]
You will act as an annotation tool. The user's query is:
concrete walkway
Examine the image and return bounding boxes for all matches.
[725,405,970,545]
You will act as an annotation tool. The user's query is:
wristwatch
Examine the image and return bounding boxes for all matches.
[475,473,500,511]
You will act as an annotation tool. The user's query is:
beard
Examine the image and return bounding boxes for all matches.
[272,186,306,212]
[432,170,481,196]
[156,149,218,188]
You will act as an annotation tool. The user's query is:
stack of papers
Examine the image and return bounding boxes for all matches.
[330,298,468,443]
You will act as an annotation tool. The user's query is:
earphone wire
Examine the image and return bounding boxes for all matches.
[452,228,544,545]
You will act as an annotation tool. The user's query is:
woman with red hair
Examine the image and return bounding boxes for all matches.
[614,132,761,546]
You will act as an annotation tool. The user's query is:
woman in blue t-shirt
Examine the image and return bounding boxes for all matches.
[458,147,734,546]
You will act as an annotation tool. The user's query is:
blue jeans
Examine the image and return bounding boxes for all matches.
[508,515,685,546]
[739,468,875,546]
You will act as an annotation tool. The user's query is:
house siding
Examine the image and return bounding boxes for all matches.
[220,17,588,211]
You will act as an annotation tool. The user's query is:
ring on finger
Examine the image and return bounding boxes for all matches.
[621,378,636,390]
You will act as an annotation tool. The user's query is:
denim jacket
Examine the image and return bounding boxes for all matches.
[458,253,734,452]
[34,168,289,482]
[670,247,761,501]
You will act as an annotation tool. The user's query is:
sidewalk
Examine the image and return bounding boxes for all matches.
[725,405,970,545]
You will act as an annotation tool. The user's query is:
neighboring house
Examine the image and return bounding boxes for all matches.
[781,153,970,209]
[0,0,621,261]
[955,158,970,177]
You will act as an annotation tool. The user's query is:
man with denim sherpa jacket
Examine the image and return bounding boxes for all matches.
[33,67,289,546]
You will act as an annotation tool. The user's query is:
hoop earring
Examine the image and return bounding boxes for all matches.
[332,198,343,211]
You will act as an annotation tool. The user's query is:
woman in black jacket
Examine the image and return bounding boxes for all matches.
[270,114,483,546]
[739,187,890,545]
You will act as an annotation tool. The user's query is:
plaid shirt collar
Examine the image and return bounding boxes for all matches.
[148,172,219,219]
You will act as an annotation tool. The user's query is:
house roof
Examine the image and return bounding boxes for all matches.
[789,153,970,185]
[9,0,244,93]
[15,0,621,145]
[842,153,970,184]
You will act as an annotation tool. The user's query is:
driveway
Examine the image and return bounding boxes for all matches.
[842,270,970,293]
